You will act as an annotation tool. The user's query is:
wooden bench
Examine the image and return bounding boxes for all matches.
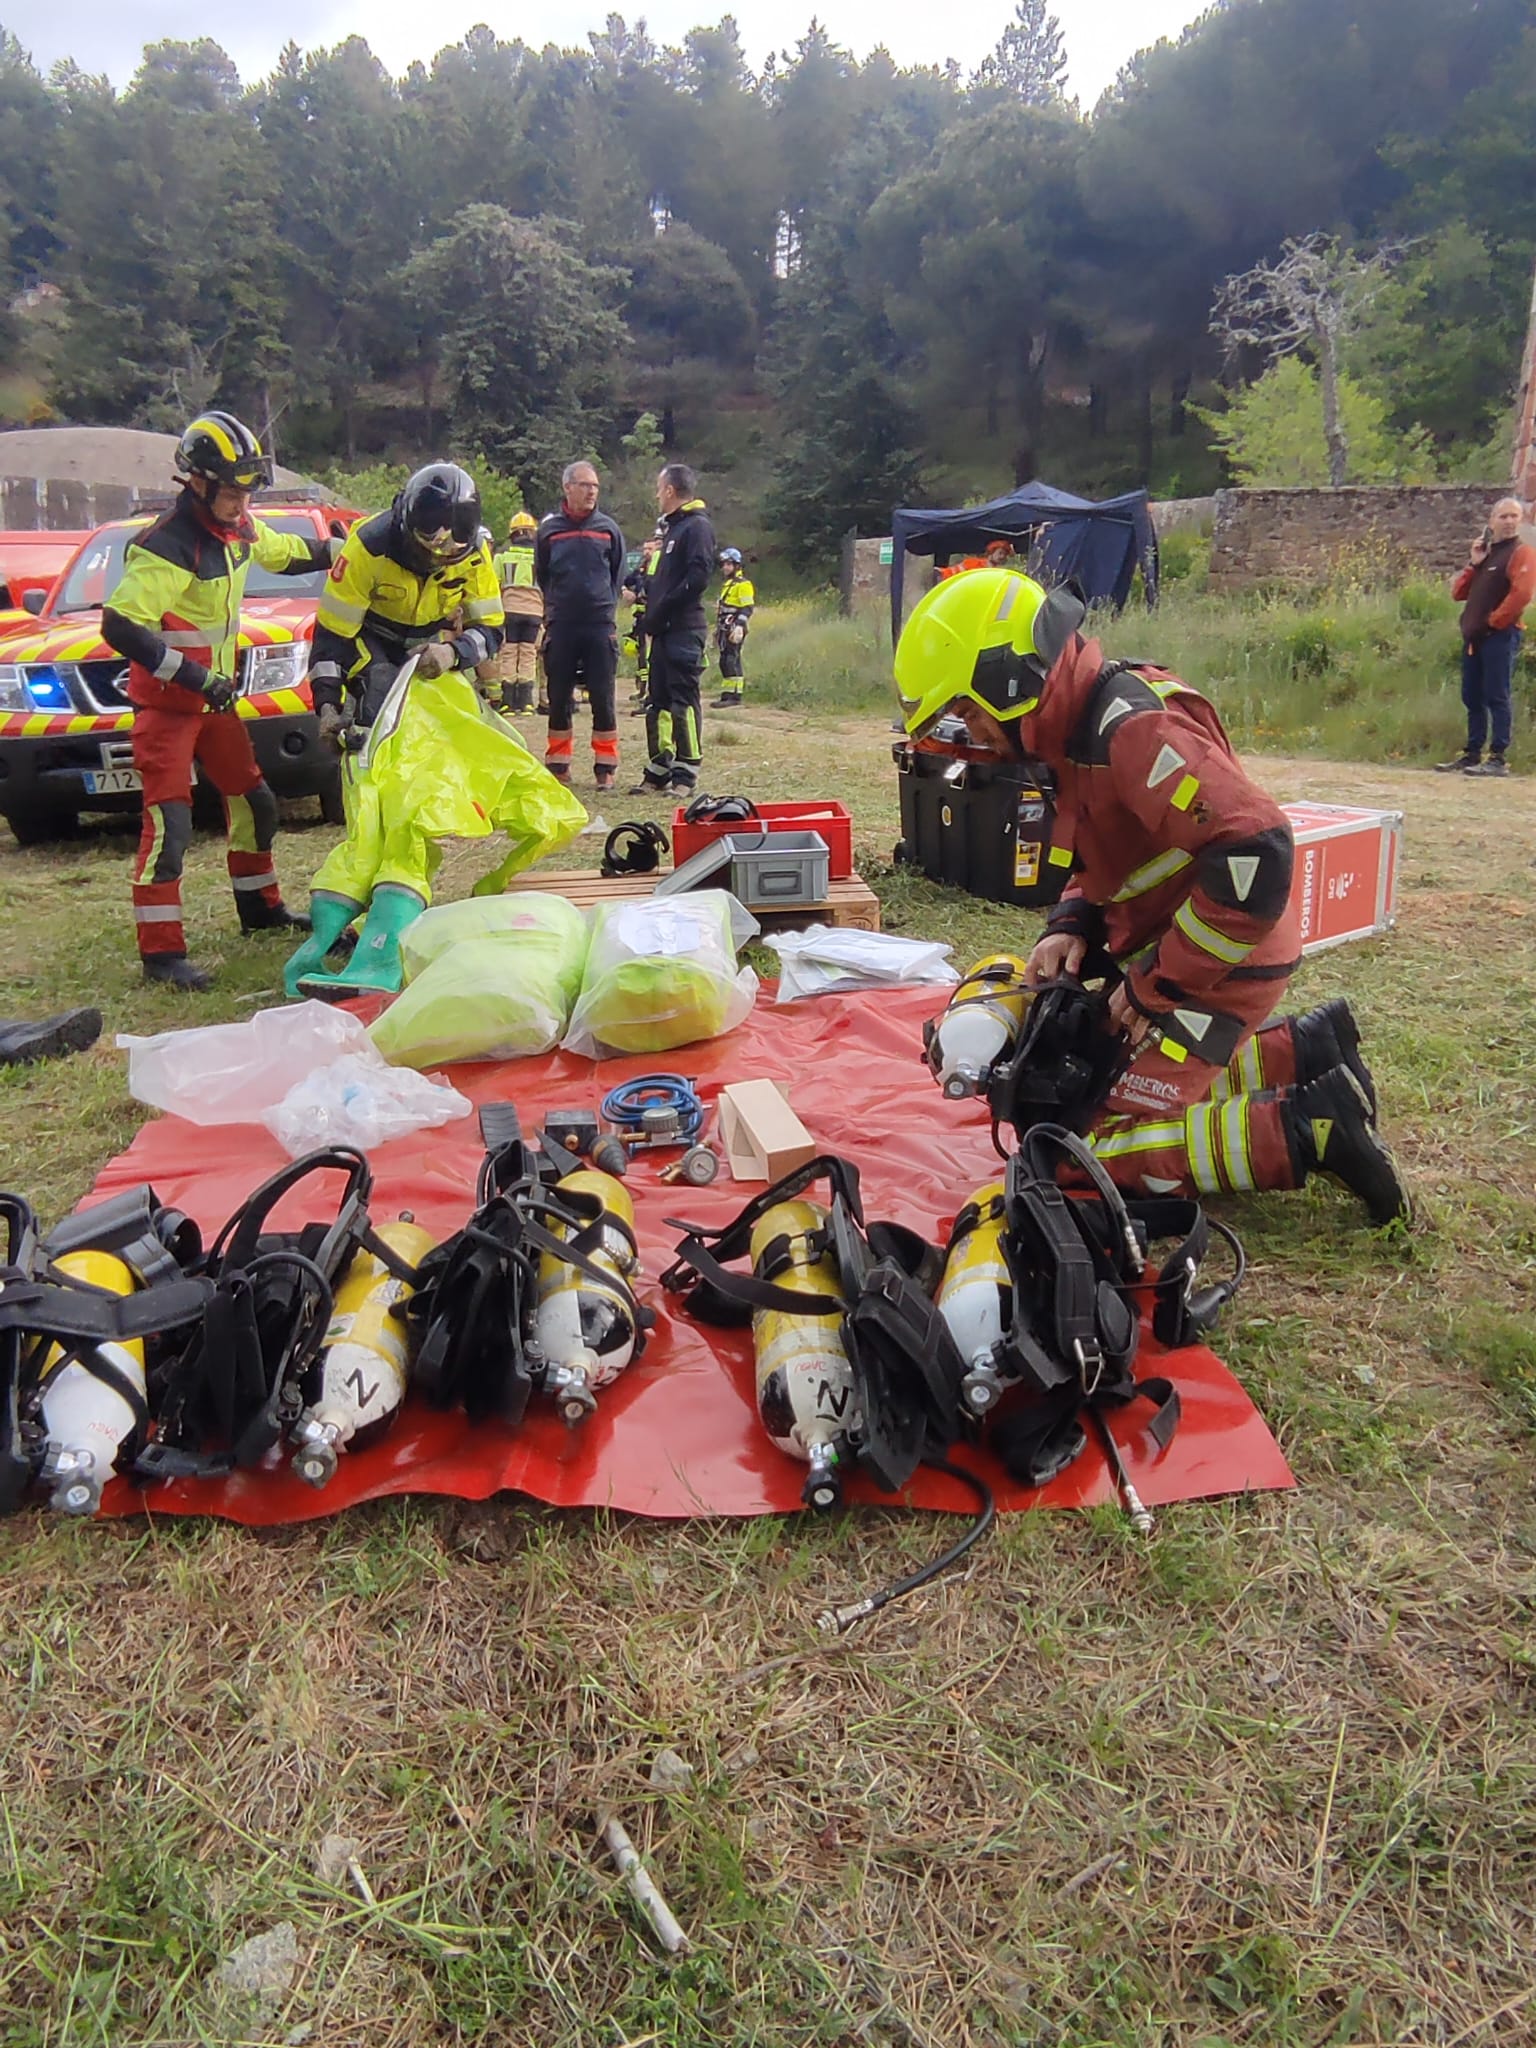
[504,866,882,932]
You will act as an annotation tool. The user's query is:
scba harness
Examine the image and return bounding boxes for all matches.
[406,1103,653,1427]
[0,1150,422,1508]
[949,1125,1244,1491]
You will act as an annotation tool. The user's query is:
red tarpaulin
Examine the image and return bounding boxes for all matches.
[85,983,1293,1524]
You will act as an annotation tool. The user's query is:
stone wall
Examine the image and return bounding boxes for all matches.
[1207,484,1507,592]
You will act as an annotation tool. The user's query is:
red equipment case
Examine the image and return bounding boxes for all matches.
[1281,802,1402,956]
[671,799,854,879]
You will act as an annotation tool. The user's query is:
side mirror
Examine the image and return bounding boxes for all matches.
[22,588,46,615]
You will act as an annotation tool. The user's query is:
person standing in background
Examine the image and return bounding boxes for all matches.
[534,461,625,793]
[1437,497,1536,777]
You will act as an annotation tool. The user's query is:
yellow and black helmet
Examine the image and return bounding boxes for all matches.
[174,411,273,491]
[507,508,537,535]
[894,568,1086,739]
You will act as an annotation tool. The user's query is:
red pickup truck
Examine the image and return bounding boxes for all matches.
[0,498,356,845]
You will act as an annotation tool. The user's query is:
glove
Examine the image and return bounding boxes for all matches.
[415,641,456,678]
[316,702,351,752]
[729,622,747,646]
[203,675,238,713]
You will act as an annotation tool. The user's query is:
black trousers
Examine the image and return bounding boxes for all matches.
[643,626,705,788]
[543,619,618,735]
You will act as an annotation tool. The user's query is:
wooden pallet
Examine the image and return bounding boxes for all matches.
[506,866,882,932]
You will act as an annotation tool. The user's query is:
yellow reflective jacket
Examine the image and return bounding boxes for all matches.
[718,573,755,616]
[493,539,543,619]
[103,493,323,712]
[308,508,504,715]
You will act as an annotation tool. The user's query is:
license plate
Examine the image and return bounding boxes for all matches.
[83,768,141,794]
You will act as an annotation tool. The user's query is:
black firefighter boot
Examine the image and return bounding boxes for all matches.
[1290,997,1377,1119]
[143,954,214,993]
[1282,1065,1409,1226]
[0,1009,103,1067]
[239,898,312,937]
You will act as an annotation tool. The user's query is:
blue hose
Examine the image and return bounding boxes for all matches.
[601,1074,704,1142]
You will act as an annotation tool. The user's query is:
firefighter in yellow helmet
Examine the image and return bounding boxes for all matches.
[894,568,1407,1224]
[487,507,542,713]
[100,410,329,992]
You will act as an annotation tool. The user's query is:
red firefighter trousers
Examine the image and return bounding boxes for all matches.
[130,704,284,959]
[1087,1016,1303,1198]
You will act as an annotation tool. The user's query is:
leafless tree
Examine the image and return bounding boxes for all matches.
[1210,233,1406,487]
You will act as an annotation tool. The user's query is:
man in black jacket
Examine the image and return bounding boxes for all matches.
[533,460,626,791]
[633,463,716,794]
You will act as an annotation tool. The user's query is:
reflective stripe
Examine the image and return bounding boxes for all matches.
[231,870,278,892]
[135,807,166,886]
[159,630,212,649]
[308,660,344,681]
[994,580,1020,621]
[464,597,501,622]
[1239,1035,1264,1094]
[153,647,184,681]
[1220,1097,1255,1192]
[1174,899,1254,965]
[1160,1035,1188,1064]
[1185,1103,1221,1195]
[317,594,367,628]
[1091,1119,1185,1160]
[1048,844,1073,868]
[272,689,307,714]
[133,903,182,923]
[23,713,51,736]
[1113,848,1193,901]
[1171,774,1200,811]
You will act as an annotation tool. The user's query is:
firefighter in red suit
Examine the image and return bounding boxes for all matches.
[101,413,329,991]
[895,568,1408,1224]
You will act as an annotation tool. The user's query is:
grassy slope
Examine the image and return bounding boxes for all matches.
[1,630,1534,2046]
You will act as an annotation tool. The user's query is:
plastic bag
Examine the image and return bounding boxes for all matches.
[371,894,591,1068]
[765,926,960,1003]
[563,889,758,1058]
[118,1002,374,1125]
[261,1052,472,1158]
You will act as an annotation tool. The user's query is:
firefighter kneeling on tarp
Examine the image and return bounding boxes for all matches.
[894,568,1410,1225]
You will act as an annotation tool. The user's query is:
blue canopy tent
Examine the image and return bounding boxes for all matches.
[889,482,1159,643]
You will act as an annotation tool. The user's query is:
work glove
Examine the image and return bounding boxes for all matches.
[202,674,238,713]
[316,701,352,752]
[729,622,747,646]
[414,641,456,678]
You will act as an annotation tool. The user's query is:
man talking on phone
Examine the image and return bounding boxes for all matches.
[1437,497,1536,776]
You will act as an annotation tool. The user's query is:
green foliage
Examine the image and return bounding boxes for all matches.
[1191,358,1438,487]
[399,208,628,503]
[320,455,525,531]
[1158,527,1211,583]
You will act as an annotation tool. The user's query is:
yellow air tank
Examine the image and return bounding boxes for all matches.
[936,1181,1014,1415]
[34,1249,144,1516]
[748,1198,857,1509]
[290,1217,437,1488]
[532,1169,643,1425]
[925,953,1034,1099]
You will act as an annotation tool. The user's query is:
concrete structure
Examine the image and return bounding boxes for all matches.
[0,426,313,530]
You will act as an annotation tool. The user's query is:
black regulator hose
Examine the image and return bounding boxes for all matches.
[817,1456,997,1633]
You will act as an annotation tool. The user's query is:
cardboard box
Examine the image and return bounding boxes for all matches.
[717,1079,817,1183]
[1282,801,1403,955]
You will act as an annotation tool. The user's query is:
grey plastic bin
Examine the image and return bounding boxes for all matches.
[722,830,830,908]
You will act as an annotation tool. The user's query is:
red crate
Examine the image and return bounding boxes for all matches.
[671,799,854,880]
[1282,802,1402,955]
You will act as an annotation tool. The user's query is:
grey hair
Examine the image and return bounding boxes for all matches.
[563,460,599,489]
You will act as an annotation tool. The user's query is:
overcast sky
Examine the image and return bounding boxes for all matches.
[9,0,1209,108]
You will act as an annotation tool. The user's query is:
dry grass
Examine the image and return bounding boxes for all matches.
[1,704,1535,2046]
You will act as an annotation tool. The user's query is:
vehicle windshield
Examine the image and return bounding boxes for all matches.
[52,515,326,614]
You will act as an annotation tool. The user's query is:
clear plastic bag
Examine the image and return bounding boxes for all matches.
[562,889,757,1058]
[371,894,591,1069]
[118,1002,374,1126]
[261,1052,472,1157]
[765,926,960,1003]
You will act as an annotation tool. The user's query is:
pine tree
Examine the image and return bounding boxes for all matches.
[972,0,1068,107]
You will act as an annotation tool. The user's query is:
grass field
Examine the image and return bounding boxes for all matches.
[1,648,1535,2046]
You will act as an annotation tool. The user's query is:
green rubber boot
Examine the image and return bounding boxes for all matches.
[284,891,364,1000]
[301,883,426,999]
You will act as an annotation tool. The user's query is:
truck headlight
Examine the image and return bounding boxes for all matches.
[0,664,30,712]
[241,643,307,697]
